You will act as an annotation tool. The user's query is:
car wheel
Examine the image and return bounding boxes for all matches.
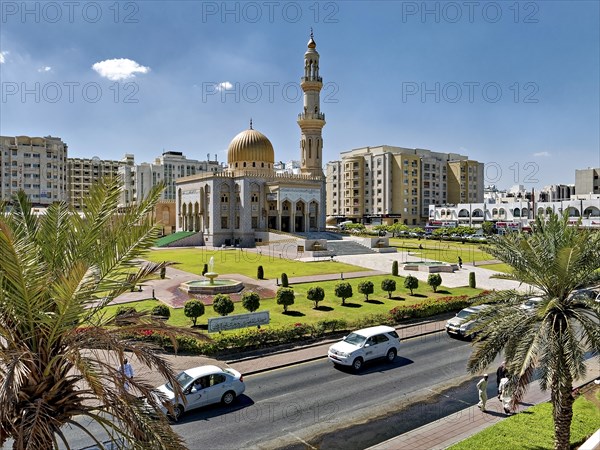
[221,391,236,405]
[171,404,183,422]
[352,357,363,372]
[386,348,397,362]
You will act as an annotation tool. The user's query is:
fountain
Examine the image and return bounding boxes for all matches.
[180,256,244,294]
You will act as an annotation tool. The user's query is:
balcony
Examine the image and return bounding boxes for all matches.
[301,76,322,82]
[298,112,325,121]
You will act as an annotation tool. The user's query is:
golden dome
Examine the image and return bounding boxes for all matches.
[227,127,275,165]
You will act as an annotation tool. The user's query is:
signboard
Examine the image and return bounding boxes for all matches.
[208,311,270,333]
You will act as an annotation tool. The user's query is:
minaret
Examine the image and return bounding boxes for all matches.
[298,29,325,177]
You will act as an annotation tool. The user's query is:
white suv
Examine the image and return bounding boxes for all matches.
[328,325,400,371]
[445,305,489,339]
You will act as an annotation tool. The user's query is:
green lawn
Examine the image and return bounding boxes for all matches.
[102,276,480,329]
[144,248,366,278]
[477,263,512,273]
[449,389,600,450]
[389,238,494,264]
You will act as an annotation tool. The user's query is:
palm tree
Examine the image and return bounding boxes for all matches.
[0,179,203,450]
[467,212,600,450]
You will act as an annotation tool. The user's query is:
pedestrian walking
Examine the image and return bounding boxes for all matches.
[119,358,134,392]
[496,360,507,396]
[458,256,463,269]
[498,375,513,414]
[476,374,489,411]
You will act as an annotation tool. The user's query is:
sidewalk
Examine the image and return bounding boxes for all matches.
[367,359,600,450]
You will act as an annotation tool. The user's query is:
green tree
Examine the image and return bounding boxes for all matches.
[427,273,442,293]
[276,287,295,312]
[0,180,193,449]
[334,282,353,306]
[151,304,171,319]
[392,260,399,276]
[307,286,325,309]
[404,275,419,295]
[381,278,397,299]
[358,280,374,301]
[241,291,260,313]
[184,299,205,326]
[281,272,289,287]
[482,221,495,235]
[467,212,600,450]
[213,294,234,316]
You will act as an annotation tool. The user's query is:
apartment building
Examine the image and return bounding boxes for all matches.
[67,156,124,210]
[119,151,224,206]
[326,145,483,225]
[575,168,600,196]
[0,135,68,206]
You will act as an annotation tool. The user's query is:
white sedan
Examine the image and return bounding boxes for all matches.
[154,365,245,420]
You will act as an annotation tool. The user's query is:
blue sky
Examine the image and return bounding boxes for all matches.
[1,1,598,190]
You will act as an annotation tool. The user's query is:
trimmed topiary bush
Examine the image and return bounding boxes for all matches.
[213,294,234,316]
[281,273,289,287]
[404,275,419,295]
[392,260,399,276]
[184,299,205,326]
[358,280,374,301]
[427,273,442,293]
[242,291,261,313]
[115,306,136,325]
[257,265,264,280]
[381,278,397,299]
[151,304,170,319]
[202,263,208,276]
[307,286,325,309]
[334,282,353,306]
[469,272,476,288]
[276,287,295,312]
[160,267,167,279]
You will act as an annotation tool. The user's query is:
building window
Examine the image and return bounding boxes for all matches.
[221,216,229,228]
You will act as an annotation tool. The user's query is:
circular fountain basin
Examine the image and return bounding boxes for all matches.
[403,261,457,273]
[180,279,244,295]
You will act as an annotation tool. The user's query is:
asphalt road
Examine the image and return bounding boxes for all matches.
[35,332,482,450]
[173,332,478,450]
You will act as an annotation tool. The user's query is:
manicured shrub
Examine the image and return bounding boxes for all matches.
[334,282,353,306]
[276,287,295,312]
[427,273,442,293]
[381,278,397,299]
[213,294,234,316]
[151,304,171,319]
[404,275,419,295]
[389,295,471,322]
[241,291,260,313]
[392,260,399,276]
[358,280,374,301]
[160,267,167,279]
[307,286,325,308]
[281,273,289,287]
[202,263,208,276]
[257,265,264,280]
[183,299,205,326]
[469,272,476,288]
[115,306,136,325]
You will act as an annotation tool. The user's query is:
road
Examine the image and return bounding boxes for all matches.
[44,332,483,450]
[172,332,478,450]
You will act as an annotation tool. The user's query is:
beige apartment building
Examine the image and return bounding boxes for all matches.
[575,167,600,196]
[0,135,68,206]
[67,156,124,210]
[326,145,483,225]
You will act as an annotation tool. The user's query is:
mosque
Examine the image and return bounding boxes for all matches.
[175,32,327,247]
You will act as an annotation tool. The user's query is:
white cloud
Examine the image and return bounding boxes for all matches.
[533,151,550,157]
[92,58,150,81]
[0,51,8,64]
[215,81,233,91]
[37,66,52,73]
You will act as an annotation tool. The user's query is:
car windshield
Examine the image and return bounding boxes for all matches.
[344,332,367,346]
[456,310,474,319]
[165,371,194,392]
